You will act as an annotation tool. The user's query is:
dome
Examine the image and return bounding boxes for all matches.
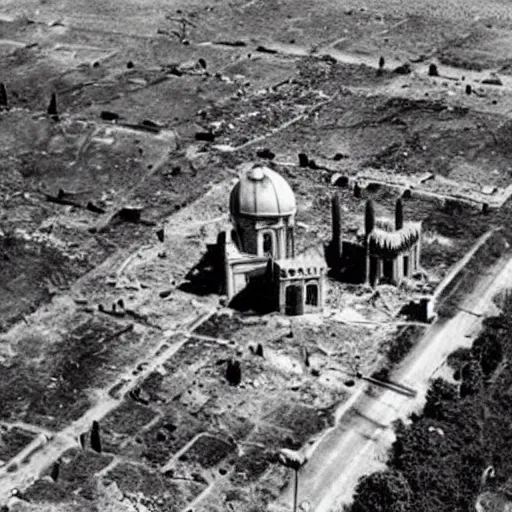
[229,164,296,218]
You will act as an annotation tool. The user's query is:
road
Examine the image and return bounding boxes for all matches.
[274,252,512,512]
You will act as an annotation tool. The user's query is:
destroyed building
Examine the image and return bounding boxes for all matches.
[219,163,326,315]
[215,164,423,316]
[332,196,422,287]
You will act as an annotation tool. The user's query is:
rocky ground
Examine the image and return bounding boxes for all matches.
[2,0,512,510]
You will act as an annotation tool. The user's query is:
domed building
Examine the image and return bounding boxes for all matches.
[221,163,326,315]
[229,164,296,260]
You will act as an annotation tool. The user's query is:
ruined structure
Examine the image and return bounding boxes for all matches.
[332,196,422,286]
[215,165,423,315]
[366,198,422,285]
[220,163,326,315]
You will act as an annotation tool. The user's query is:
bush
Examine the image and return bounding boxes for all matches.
[424,378,459,420]
[472,331,503,376]
[460,360,484,398]
[348,285,512,512]
[351,470,412,512]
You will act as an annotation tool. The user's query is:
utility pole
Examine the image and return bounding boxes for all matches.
[278,448,308,512]
[293,466,299,512]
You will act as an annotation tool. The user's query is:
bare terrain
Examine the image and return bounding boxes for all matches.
[3,0,512,511]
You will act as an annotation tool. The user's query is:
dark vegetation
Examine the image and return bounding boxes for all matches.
[348,291,512,512]
[0,318,140,429]
[25,448,113,503]
[0,234,89,332]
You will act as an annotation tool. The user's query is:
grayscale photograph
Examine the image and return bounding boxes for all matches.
[1,0,512,511]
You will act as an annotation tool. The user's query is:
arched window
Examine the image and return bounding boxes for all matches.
[306,283,319,306]
[261,231,274,257]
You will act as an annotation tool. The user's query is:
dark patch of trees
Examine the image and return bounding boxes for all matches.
[351,470,412,512]
[347,292,512,512]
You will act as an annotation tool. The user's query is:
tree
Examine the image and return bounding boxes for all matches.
[47,92,59,120]
[424,378,458,420]
[350,470,412,512]
[395,197,404,230]
[472,331,503,376]
[460,360,484,398]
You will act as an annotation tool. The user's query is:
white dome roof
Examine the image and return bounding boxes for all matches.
[229,164,296,219]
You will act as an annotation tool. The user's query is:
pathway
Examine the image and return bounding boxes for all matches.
[274,252,512,512]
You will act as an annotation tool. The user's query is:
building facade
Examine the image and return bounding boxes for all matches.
[222,163,325,315]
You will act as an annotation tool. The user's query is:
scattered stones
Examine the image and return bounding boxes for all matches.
[141,119,162,129]
[331,173,349,187]
[482,74,503,86]
[256,45,278,54]
[308,159,320,170]
[100,110,120,121]
[394,63,411,75]
[276,317,291,328]
[118,206,143,223]
[130,387,151,405]
[195,131,215,142]
[256,148,275,160]
[86,201,106,214]
[215,40,247,47]
[156,429,168,442]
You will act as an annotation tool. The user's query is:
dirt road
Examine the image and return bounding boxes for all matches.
[273,252,512,512]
